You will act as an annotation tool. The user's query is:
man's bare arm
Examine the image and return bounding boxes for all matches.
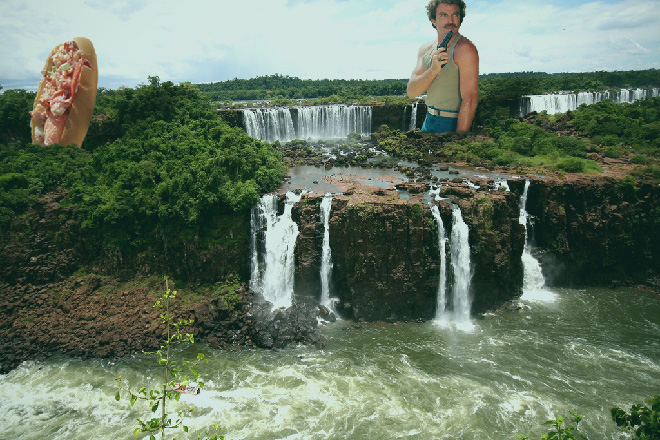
[455,41,479,132]
[407,42,446,99]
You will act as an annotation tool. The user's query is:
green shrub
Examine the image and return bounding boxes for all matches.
[630,155,648,165]
[556,157,585,173]
[517,413,588,440]
[612,395,660,439]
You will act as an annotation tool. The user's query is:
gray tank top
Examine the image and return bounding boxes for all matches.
[422,35,462,111]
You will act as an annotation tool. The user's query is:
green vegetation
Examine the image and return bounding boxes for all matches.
[612,395,660,439]
[516,397,660,440]
[375,96,659,179]
[194,69,660,108]
[115,278,224,440]
[1,68,658,254]
[0,77,286,248]
[0,87,34,147]
[517,413,587,440]
[568,98,660,155]
[195,74,407,103]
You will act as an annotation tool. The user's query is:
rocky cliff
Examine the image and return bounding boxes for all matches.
[290,181,525,322]
[510,176,660,289]
[2,173,658,373]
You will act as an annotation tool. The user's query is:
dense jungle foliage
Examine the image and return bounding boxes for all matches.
[0,78,286,239]
[196,69,660,103]
[1,68,659,236]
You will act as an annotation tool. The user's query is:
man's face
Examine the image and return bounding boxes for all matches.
[432,3,461,34]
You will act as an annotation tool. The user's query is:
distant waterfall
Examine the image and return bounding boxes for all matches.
[431,205,448,321]
[319,194,336,312]
[250,192,302,310]
[517,180,557,302]
[242,104,372,142]
[242,108,296,143]
[408,103,418,131]
[432,203,473,330]
[518,87,660,116]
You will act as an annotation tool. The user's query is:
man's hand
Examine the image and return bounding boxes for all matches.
[431,47,449,72]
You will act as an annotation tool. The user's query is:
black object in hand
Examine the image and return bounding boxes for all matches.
[437,30,453,49]
[437,30,453,68]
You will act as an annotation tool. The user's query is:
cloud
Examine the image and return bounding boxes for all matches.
[468,0,660,73]
[1,0,659,90]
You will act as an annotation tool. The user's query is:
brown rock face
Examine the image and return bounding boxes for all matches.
[519,176,660,288]
[290,188,525,322]
[328,199,439,322]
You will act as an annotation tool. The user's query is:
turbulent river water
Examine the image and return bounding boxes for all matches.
[1,287,659,440]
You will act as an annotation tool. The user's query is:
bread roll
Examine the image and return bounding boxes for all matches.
[31,37,98,147]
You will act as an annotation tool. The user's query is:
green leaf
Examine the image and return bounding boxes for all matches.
[133,428,141,435]
[115,391,120,401]
[130,395,137,406]
[183,425,189,432]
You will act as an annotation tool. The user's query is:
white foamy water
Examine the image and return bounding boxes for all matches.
[518,88,660,116]
[242,105,372,142]
[430,205,448,322]
[449,205,474,331]
[319,193,337,312]
[2,287,659,440]
[517,180,558,303]
[250,192,302,309]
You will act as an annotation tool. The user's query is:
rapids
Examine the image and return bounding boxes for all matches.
[1,287,659,440]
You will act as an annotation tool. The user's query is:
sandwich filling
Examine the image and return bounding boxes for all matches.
[30,40,94,146]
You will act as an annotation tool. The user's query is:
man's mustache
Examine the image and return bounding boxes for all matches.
[444,24,457,29]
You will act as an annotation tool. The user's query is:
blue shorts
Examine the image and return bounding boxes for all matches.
[421,109,458,133]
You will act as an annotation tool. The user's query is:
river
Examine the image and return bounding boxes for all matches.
[1,287,659,440]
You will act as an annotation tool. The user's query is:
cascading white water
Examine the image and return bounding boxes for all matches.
[517,180,557,302]
[296,105,372,140]
[242,108,296,143]
[518,87,660,116]
[319,194,336,312]
[408,102,418,131]
[430,205,448,322]
[250,192,302,310]
[450,204,473,329]
[242,105,372,142]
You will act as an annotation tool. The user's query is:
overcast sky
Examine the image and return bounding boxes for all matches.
[1,0,659,91]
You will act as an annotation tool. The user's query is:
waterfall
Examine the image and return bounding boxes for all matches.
[242,104,372,142]
[242,108,296,143]
[450,205,473,329]
[431,205,448,322]
[432,202,474,330]
[517,180,557,302]
[250,192,302,310]
[408,102,418,131]
[518,87,660,116]
[319,193,336,312]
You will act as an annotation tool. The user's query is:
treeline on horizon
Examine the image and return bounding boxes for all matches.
[194,69,660,102]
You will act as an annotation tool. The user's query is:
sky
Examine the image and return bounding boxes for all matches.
[1,0,659,91]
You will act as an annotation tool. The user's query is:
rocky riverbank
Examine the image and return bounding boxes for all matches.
[0,274,332,374]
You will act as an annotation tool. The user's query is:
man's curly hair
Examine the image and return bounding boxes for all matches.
[426,0,467,28]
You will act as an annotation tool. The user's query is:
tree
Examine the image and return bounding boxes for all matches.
[0,88,35,146]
